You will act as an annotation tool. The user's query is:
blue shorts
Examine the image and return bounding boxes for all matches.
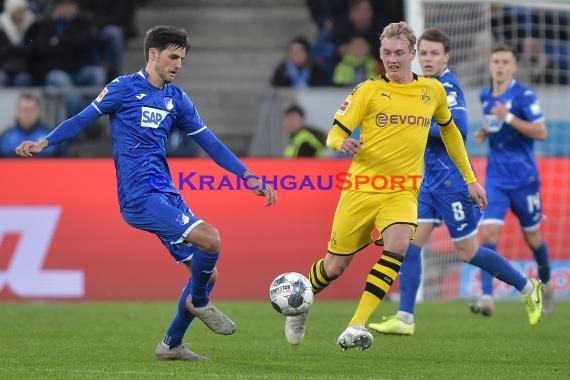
[121,192,203,262]
[418,190,482,241]
[483,181,543,231]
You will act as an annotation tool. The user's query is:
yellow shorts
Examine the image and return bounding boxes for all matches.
[327,189,418,254]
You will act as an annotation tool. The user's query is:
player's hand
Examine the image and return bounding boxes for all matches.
[468,181,487,210]
[490,102,509,119]
[339,138,362,156]
[15,139,48,157]
[244,173,277,207]
[474,126,488,144]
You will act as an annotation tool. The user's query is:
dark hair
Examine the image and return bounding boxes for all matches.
[284,104,305,118]
[143,25,190,62]
[288,36,310,53]
[18,91,40,106]
[492,43,518,61]
[418,27,450,53]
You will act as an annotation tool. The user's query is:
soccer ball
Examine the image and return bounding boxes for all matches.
[269,272,314,316]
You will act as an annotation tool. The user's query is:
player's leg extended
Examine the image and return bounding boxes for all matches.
[348,191,417,331]
[286,190,375,346]
[524,229,553,315]
[476,184,510,307]
[157,259,215,361]
[368,223,433,335]
[513,183,552,315]
[339,192,416,350]
[184,223,236,335]
[349,224,409,328]
[458,236,543,325]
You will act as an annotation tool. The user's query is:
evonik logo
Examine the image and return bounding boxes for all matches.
[148,172,422,191]
[376,113,431,128]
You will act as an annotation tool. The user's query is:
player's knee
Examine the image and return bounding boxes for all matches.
[323,261,347,280]
[199,225,221,252]
[481,225,500,244]
[385,241,409,256]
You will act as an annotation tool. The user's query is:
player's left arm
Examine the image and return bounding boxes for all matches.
[192,129,276,206]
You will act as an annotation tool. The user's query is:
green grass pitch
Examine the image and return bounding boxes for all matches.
[0,300,568,379]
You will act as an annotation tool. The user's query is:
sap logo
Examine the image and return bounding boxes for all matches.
[0,206,84,298]
[141,107,169,129]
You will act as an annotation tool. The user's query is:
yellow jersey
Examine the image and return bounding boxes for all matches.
[328,73,475,193]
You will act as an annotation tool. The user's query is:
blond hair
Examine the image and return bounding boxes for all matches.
[380,21,417,49]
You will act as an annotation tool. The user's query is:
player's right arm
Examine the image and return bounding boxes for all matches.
[327,83,367,156]
[15,79,124,158]
[15,106,102,157]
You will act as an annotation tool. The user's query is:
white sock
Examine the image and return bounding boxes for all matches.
[521,280,534,296]
[160,342,170,350]
[397,311,414,324]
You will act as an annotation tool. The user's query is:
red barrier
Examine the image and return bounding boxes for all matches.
[0,158,568,301]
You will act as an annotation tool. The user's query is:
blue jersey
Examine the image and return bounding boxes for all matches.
[46,70,247,208]
[480,79,544,189]
[421,68,469,193]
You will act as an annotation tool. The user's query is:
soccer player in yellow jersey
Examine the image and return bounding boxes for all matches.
[284,21,487,351]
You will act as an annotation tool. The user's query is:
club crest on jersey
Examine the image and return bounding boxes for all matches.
[420,87,431,104]
[337,100,351,115]
[176,213,190,225]
[141,106,169,129]
[164,97,174,110]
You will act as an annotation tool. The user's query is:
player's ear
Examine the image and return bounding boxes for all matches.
[149,48,158,62]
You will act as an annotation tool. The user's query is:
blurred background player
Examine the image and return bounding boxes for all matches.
[473,43,553,316]
[368,29,544,336]
[284,21,487,352]
[14,25,277,361]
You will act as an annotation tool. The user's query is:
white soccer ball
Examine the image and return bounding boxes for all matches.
[269,272,314,316]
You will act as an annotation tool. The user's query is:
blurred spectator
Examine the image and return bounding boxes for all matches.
[329,0,379,60]
[332,34,378,86]
[305,0,349,81]
[282,104,325,158]
[27,0,52,16]
[0,0,34,86]
[517,36,558,85]
[24,0,105,115]
[0,92,61,157]
[167,128,200,157]
[306,0,349,37]
[78,0,139,81]
[271,36,329,88]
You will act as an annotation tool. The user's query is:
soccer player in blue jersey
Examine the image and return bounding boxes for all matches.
[471,43,553,316]
[367,29,544,336]
[15,25,277,361]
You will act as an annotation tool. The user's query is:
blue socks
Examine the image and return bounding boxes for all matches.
[162,247,219,349]
[470,245,526,292]
[190,249,219,307]
[163,274,215,349]
[531,240,551,284]
[479,244,496,296]
[398,243,422,314]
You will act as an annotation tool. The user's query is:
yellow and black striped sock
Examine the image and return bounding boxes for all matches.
[309,259,332,294]
[349,250,404,327]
